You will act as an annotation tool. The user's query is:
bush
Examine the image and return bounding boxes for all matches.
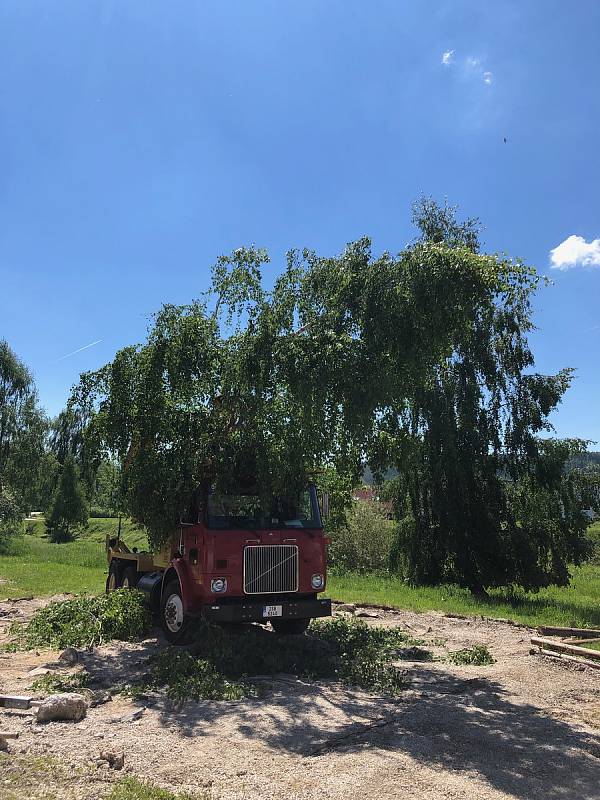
[0,489,23,554]
[329,499,397,573]
[11,589,151,649]
[89,506,115,518]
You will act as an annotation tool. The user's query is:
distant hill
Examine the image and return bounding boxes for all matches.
[362,467,398,486]
[362,452,600,485]
[569,451,600,470]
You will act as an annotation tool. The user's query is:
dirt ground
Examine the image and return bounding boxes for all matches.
[0,596,599,800]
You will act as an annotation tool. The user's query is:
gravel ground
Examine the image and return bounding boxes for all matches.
[0,597,599,800]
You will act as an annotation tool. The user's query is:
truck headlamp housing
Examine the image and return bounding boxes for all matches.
[211,578,227,593]
[311,573,324,590]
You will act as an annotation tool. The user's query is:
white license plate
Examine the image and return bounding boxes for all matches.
[263,605,283,617]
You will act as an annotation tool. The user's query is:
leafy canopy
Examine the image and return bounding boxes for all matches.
[75,236,506,549]
[379,199,597,592]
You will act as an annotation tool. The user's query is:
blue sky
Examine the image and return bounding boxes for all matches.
[1,1,599,440]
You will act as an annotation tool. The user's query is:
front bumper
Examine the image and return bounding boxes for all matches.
[202,597,332,623]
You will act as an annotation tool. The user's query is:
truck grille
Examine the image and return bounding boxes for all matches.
[243,545,298,594]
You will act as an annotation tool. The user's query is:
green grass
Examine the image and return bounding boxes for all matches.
[580,640,600,652]
[0,517,147,598]
[327,560,600,629]
[108,777,204,800]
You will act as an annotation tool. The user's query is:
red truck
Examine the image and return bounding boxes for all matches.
[106,484,331,642]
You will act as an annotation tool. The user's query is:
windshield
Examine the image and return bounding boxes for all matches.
[207,486,321,530]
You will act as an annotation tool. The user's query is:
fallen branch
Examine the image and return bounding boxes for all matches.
[311,714,397,755]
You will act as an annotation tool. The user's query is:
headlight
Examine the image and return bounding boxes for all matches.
[211,578,227,593]
[311,573,324,590]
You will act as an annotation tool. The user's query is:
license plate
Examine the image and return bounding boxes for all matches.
[263,605,282,617]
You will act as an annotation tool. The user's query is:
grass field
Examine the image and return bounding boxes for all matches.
[0,518,147,598]
[1,517,598,629]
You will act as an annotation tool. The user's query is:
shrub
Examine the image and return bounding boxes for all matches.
[446,644,495,666]
[329,499,397,573]
[89,506,115,518]
[11,589,151,649]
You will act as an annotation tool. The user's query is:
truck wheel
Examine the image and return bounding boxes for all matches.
[270,618,310,635]
[121,566,137,589]
[160,580,191,644]
[106,562,121,593]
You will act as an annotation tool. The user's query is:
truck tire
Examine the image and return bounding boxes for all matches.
[121,566,138,589]
[270,618,310,635]
[160,580,191,644]
[106,562,121,593]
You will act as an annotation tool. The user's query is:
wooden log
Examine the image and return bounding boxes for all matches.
[536,626,600,638]
[531,636,600,661]
[539,649,600,671]
[0,695,32,709]
[0,732,19,739]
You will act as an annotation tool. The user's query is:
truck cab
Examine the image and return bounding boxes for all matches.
[106,484,331,642]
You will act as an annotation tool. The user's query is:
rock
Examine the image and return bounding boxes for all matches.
[99,750,125,770]
[109,706,145,724]
[28,667,51,677]
[0,733,18,752]
[355,609,379,618]
[36,693,87,723]
[88,690,112,708]
[336,603,356,613]
[58,647,80,666]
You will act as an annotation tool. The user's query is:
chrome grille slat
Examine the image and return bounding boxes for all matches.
[243,545,298,594]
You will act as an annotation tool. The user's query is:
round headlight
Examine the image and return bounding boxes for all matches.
[211,578,227,593]
[311,573,324,590]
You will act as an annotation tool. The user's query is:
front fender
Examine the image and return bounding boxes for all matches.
[163,560,195,613]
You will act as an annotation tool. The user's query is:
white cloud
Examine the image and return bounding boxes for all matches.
[467,56,480,69]
[442,50,454,65]
[483,71,493,85]
[550,235,600,270]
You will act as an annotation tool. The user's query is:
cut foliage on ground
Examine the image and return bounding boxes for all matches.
[127,617,418,701]
[7,589,151,650]
[445,644,495,666]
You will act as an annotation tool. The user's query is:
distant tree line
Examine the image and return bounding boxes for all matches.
[0,342,120,546]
